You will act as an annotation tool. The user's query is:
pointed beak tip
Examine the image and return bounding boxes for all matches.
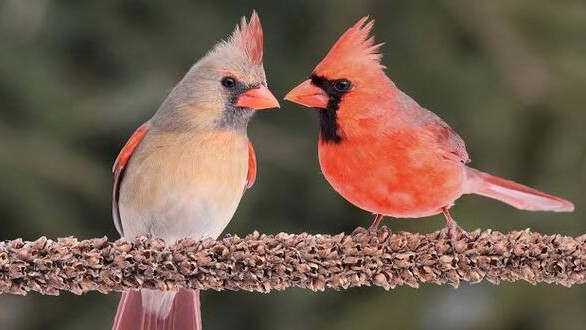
[268,94,280,110]
[283,92,294,102]
[282,81,329,109]
[236,85,280,110]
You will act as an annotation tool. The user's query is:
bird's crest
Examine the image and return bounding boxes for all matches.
[315,17,385,75]
[228,11,263,65]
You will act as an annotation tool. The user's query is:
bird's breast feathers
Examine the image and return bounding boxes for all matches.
[318,126,465,217]
[118,130,249,242]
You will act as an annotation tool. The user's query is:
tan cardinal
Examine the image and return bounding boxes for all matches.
[111,11,279,330]
[285,18,573,240]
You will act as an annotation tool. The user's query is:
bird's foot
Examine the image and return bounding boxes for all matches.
[367,214,384,236]
[440,208,469,249]
[367,223,379,236]
[351,226,368,236]
[352,215,389,238]
[439,222,470,248]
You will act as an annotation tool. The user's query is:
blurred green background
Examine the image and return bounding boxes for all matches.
[0,0,585,329]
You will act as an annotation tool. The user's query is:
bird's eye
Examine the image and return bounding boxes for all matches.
[221,77,237,88]
[333,79,352,92]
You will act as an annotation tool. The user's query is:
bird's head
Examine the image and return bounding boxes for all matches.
[284,17,387,143]
[154,11,279,131]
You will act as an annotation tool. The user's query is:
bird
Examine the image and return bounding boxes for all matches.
[284,17,574,241]
[111,11,279,330]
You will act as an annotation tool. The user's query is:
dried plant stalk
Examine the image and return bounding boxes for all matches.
[1,227,585,296]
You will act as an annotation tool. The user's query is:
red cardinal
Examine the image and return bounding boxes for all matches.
[111,12,278,330]
[285,18,574,239]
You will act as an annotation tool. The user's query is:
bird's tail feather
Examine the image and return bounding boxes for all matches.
[113,289,201,330]
[465,167,574,212]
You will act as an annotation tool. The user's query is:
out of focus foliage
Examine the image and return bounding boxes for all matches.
[0,1,584,329]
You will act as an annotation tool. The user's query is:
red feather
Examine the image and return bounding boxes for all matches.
[112,121,150,235]
[245,140,257,190]
[231,11,263,66]
[466,168,574,212]
[315,17,384,77]
[113,289,201,330]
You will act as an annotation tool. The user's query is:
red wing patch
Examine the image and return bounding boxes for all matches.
[439,124,469,163]
[112,121,150,235]
[427,121,470,164]
[245,141,257,190]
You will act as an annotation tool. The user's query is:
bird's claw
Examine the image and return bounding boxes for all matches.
[440,222,469,248]
[367,224,379,236]
[351,226,368,236]
[351,225,388,239]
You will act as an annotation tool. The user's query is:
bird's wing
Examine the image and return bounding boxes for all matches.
[245,140,257,190]
[424,115,470,164]
[112,122,151,235]
[397,91,470,164]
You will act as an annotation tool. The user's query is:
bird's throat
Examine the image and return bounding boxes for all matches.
[220,106,255,130]
[318,108,342,144]
[310,74,346,144]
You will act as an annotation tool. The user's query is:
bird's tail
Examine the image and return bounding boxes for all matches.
[112,289,202,330]
[465,167,574,212]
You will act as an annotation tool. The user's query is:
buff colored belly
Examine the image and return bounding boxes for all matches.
[118,131,249,243]
[318,134,465,218]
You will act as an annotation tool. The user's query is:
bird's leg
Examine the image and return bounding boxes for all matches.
[351,214,385,236]
[368,214,384,234]
[440,207,468,247]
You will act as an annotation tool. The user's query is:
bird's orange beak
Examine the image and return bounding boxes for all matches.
[236,85,280,110]
[284,79,329,109]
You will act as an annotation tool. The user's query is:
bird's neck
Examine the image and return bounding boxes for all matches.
[218,106,255,131]
[151,102,253,134]
[319,81,400,145]
[318,108,342,144]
